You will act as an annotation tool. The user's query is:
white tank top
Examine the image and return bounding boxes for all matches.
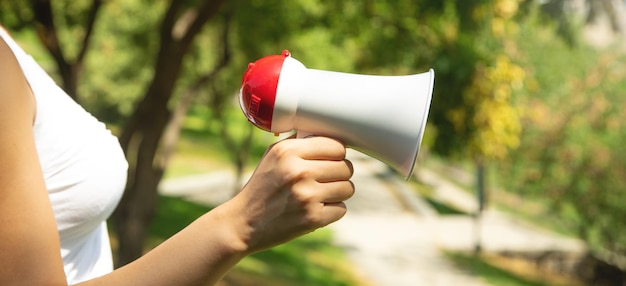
[0,29,128,284]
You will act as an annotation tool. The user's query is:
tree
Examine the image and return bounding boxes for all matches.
[0,0,102,102]
[586,0,626,34]
[523,0,626,46]
[498,8,626,266]
[113,0,227,266]
[16,0,616,269]
[1,0,229,266]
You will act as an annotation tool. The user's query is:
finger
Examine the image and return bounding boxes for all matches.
[317,180,355,203]
[318,202,348,227]
[302,159,354,182]
[296,136,347,160]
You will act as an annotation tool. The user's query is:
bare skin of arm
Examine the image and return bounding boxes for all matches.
[0,35,354,286]
[0,31,68,286]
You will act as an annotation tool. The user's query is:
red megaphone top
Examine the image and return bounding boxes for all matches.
[239,50,291,132]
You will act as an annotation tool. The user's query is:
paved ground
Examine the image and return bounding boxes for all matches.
[159,150,586,286]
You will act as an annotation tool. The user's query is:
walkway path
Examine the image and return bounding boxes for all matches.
[159,150,586,286]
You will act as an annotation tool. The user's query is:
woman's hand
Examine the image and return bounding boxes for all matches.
[224,136,355,255]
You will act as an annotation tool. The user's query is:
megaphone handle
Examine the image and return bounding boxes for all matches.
[296,130,314,139]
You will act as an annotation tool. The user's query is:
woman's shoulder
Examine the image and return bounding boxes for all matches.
[0,31,36,126]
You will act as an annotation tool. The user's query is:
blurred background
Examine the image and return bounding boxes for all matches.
[1,0,625,285]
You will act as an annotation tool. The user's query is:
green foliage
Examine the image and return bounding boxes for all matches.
[4,0,527,160]
[458,55,525,160]
[530,0,584,47]
[234,0,528,161]
[49,0,94,60]
[80,0,166,122]
[181,104,275,162]
[233,0,360,73]
[147,195,209,242]
[497,9,626,258]
[427,0,528,160]
[0,0,33,29]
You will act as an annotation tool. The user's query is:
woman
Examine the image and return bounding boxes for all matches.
[0,26,355,285]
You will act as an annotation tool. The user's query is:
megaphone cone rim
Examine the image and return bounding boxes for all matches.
[404,68,435,181]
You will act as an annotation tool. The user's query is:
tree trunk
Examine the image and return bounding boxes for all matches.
[113,91,172,265]
[111,0,227,267]
[473,158,486,255]
[587,0,626,34]
[31,0,101,102]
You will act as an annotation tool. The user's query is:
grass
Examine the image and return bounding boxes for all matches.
[408,172,470,216]
[231,231,370,286]
[444,252,550,286]
[146,195,369,286]
[444,251,584,286]
[420,154,577,237]
[423,197,469,215]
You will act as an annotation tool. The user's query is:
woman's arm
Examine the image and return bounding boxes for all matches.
[84,136,354,286]
[0,35,354,286]
[0,35,68,285]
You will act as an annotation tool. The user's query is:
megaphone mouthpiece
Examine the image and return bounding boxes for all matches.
[240,50,293,132]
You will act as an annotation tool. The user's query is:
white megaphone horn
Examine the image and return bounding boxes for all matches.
[239,50,434,180]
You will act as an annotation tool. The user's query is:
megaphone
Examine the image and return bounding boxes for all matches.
[239,50,434,180]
